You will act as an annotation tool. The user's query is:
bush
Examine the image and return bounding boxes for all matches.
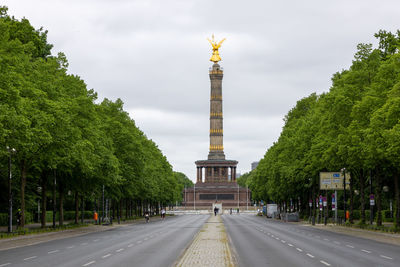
[0,212,33,226]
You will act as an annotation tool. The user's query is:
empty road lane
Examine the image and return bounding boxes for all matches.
[224,214,399,267]
[0,215,209,267]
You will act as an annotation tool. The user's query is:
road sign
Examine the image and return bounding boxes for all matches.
[319,172,351,190]
[331,193,336,211]
[370,194,375,206]
[323,197,327,207]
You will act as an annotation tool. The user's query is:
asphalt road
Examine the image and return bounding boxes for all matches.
[224,214,400,267]
[0,214,209,267]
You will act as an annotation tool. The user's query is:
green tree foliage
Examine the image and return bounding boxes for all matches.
[248,31,400,228]
[0,7,186,227]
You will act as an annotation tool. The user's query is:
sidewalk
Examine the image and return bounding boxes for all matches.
[175,215,236,267]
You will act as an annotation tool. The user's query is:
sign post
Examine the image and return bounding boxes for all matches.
[332,191,337,223]
[319,172,351,225]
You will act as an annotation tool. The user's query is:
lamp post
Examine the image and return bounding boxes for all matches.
[246,185,248,211]
[237,183,239,210]
[7,146,16,233]
[369,170,374,225]
[193,183,196,210]
[341,168,347,223]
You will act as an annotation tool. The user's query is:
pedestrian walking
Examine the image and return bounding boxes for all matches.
[161,208,166,220]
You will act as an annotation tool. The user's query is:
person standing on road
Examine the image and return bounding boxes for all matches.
[214,206,218,216]
[161,208,166,220]
[144,210,150,223]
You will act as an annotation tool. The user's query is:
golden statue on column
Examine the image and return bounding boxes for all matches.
[207,34,226,63]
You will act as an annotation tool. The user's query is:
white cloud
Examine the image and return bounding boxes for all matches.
[4,0,400,181]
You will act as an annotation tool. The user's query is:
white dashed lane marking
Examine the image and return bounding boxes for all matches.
[93,239,100,242]
[82,261,95,266]
[128,244,133,247]
[323,238,329,241]
[346,244,354,248]
[81,243,88,246]
[23,256,37,261]
[48,250,59,254]
[288,243,293,247]
[67,246,75,249]
[333,241,341,245]
[380,255,393,260]
[320,260,331,266]
[116,248,124,252]
[102,254,112,259]
[361,249,371,254]
[0,263,11,267]
[296,248,303,252]
[306,253,315,258]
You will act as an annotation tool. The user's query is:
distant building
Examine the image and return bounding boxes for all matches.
[251,161,259,170]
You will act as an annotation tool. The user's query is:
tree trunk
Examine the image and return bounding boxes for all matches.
[359,169,366,224]
[40,171,47,228]
[120,199,123,220]
[81,195,84,224]
[112,200,115,221]
[349,172,354,224]
[376,172,383,226]
[20,159,27,227]
[394,171,400,229]
[74,192,79,224]
[59,183,64,227]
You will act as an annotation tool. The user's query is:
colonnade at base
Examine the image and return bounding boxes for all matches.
[195,160,238,184]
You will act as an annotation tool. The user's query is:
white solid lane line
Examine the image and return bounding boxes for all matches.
[82,261,95,266]
[380,255,393,260]
[361,249,371,254]
[102,254,112,259]
[24,256,37,261]
[116,248,124,252]
[0,263,11,267]
[48,250,59,254]
[296,248,303,252]
[306,253,315,258]
[320,260,331,266]
[345,245,354,248]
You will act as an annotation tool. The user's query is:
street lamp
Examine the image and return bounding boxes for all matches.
[7,146,16,233]
[341,168,346,223]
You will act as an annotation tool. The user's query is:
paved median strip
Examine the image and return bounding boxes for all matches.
[175,215,235,267]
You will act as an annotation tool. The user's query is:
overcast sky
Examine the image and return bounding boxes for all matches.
[4,0,400,181]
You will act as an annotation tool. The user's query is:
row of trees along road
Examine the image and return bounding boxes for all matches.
[0,6,193,228]
[238,30,400,229]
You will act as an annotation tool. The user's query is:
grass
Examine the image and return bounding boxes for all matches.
[0,223,91,239]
